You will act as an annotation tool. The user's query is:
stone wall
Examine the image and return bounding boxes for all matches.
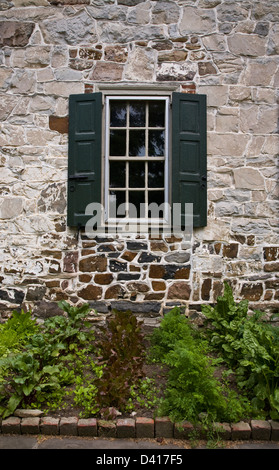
[0,0,279,320]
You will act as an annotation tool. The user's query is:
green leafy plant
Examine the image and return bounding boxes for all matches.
[150,307,250,424]
[0,309,39,357]
[0,301,96,418]
[94,309,145,411]
[202,282,279,419]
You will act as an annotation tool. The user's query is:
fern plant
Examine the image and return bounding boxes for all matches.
[150,307,250,424]
[202,283,279,419]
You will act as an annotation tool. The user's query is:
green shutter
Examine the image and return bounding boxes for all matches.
[67,93,102,227]
[172,92,207,228]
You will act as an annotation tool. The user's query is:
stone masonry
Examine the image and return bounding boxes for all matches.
[0,0,279,321]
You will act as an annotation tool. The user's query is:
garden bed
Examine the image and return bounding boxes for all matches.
[0,283,279,433]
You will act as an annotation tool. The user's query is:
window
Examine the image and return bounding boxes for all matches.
[67,91,207,230]
[105,96,169,224]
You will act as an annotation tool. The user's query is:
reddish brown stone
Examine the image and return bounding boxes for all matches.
[167,282,191,300]
[149,265,166,278]
[130,265,141,272]
[127,282,149,293]
[94,273,113,285]
[104,45,128,63]
[49,116,69,134]
[246,235,255,246]
[145,292,165,300]
[223,243,239,258]
[174,267,190,279]
[266,279,279,289]
[213,280,223,301]
[214,242,222,254]
[241,283,263,301]
[150,241,168,252]
[63,251,78,273]
[81,249,96,256]
[152,281,166,291]
[79,274,92,283]
[79,48,102,60]
[90,62,124,81]
[264,247,279,261]
[78,285,102,300]
[121,250,137,262]
[105,284,125,299]
[45,280,60,288]
[264,262,279,272]
[201,278,212,301]
[0,21,35,47]
[79,255,107,272]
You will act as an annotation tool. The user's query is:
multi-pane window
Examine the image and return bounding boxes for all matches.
[105,96,169,222]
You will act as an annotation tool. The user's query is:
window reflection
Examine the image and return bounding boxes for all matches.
[129,191,145,217]
[148,130,165,156]
[148,190,164,206]
[110,101,127,127]
[129,130,145,156]
[110,130,126,156]
[148,161,164,188]
[149,101,165,127]
[129,101,145,127]
[109,190,126,218]
[129,161,145,188]
[110,161,126,188]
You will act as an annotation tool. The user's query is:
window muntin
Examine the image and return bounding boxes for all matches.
[105,96,169,223]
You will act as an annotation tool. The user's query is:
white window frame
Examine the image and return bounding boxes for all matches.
[104,95,170,226]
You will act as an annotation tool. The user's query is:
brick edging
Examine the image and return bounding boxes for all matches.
[1,415,279,441]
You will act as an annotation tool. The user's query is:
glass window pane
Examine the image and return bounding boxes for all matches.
[129,130,145,156]
[129,101,145,127]
[109,190,126,218]
[110,130,126,156]
[129,161,145,188]
[149,101,165,128]
[148,161,164,188]
[110,100,127,127]
[110,161,126,188]
[148,190,164,207]
[129,191,145,218]
[148,130,165,156]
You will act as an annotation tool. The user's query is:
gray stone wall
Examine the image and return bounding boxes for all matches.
[0,0,278,320]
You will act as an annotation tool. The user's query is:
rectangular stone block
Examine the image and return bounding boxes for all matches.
[2,417,21,434]
[213,422,231,440]
[60,417,78,436]
[135,417,154,438]
[155,417,174,438]
[174,421,194,439]
[231,421,251,440]
[21,417,40,434]
[40,417,60,435]
[97,420,116,438]
[251,420,271,440]
[116,418,135,438]
[78,418,97,437]
[270,420,279,441]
